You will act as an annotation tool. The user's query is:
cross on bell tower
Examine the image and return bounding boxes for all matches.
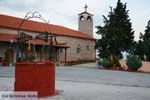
[84,4,88,12]
[78,5,93,37]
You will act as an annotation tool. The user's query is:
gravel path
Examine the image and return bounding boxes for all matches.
[0,65,150,100]
[57,80,150,100]
[56,67,150,87]
[0,78,150,100]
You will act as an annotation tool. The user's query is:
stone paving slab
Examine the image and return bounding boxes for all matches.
[56,67,150,87]
[0,66,15,77]
[57,81,150,100]
[0,66,150,87]
[0,64,150,100]
[71,62,98,68]
[0,78,150,100]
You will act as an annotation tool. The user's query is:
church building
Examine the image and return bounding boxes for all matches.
[0,5,96,65]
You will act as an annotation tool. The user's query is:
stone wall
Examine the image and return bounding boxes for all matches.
[57,36,96,62]
[0,27,96,63]
[78,13,93,37]
[0,27,17,34]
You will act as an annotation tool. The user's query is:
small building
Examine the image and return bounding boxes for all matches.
[0,5,96,65]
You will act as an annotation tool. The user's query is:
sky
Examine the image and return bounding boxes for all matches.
[0,0,150,41]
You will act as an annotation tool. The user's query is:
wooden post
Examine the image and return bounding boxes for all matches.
[40,51,42,61]
[55,48,57,62]
[65,48,67,63]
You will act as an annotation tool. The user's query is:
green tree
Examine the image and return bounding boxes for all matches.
[96,0,135,68]
[135,40,145,60]
[126,55,142,71]
[139,20,150,61]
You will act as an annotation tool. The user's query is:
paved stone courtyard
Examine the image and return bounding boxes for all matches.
[0,63,150,100]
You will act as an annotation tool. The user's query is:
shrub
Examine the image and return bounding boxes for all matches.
[101,58,112,68]
[2,52,8,61]
[126,55,142,71]
[28,53,36,62]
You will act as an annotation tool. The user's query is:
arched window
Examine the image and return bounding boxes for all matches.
[77,47,81,54]
[80,16,84,21]
[77,44,81,54]
[87,16,92,21]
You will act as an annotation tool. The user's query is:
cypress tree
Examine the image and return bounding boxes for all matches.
[138,20,150,61]
[96,0,135,68]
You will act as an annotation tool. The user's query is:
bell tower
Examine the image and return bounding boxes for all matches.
[78,4,93,37]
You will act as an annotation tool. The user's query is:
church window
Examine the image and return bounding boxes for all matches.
[86,45,90,50]
[87,16,92,21]
[77,47,81,54]
[80,16,84,21]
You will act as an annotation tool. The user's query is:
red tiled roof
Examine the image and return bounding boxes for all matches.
[0,33,70,48]
[0,33,17,42]
[0,14,95,40]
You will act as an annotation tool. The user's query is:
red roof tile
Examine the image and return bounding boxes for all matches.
[0,33,17,42]
[0,14,95,40]
[0,33,70,48]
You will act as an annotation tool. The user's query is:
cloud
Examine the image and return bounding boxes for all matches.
[0,0,150,40]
